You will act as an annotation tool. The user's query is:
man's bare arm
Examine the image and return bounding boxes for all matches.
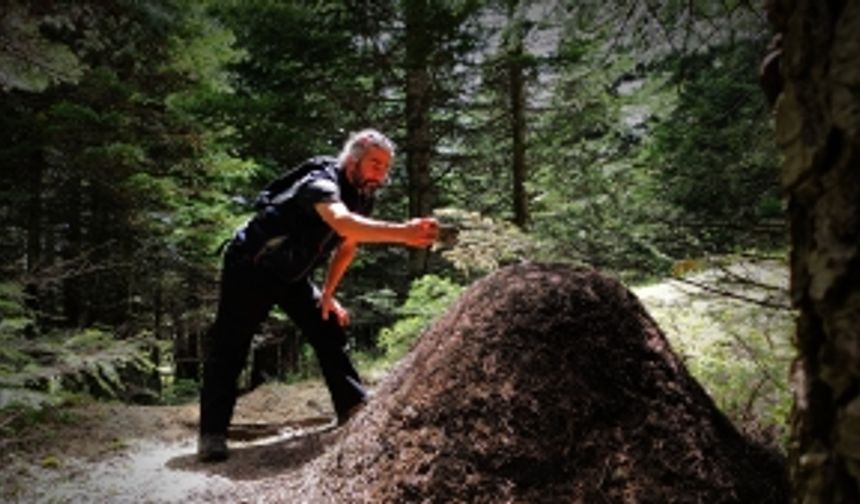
[315,201,437,247]
[320,240,357,325]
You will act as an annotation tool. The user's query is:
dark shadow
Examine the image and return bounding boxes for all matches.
[166,422,341,481]
[226,416,333,441]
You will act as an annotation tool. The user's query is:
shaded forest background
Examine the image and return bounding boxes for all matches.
[1,0,785,443]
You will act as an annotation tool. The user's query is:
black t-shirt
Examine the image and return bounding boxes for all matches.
[238,156,374,281]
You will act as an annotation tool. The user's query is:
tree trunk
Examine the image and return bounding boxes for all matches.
[153,268,163,340]
[404,0,434,277]
[507,0,529,229]
[26,155,43,273]
[25,151,43,318]
[767,1,860,502]
[63,176,83,326]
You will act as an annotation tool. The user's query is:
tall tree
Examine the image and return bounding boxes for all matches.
[505,0,529,228]
[646,40,782,256]
[1,0,246,334]
[367,0,482,276]
[0,1,86,92]
[522,1,780,276]
[765,1,860,501]
[449,0,557,227]
[211,0,383,183]
[403,0,435,274]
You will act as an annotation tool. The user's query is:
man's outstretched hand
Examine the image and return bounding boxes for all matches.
[404,217,439,248]
[321,294,350,327]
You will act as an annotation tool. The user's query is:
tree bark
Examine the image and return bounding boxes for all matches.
[404,0,434,277]
[62,176,83,326]
[767,1,860,502]
[26,154,43,273]
[507,0,529,229]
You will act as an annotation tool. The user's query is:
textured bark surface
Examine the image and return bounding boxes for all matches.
[506,0,529,229]
[404,0,434,276]
[768,1,860,501]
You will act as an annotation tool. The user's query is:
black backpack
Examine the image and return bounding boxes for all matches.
[253,156,336,211]
[240,156,341,282]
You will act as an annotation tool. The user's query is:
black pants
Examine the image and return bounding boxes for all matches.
[199,243,366,436]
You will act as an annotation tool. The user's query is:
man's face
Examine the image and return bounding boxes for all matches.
[350,146,391,195]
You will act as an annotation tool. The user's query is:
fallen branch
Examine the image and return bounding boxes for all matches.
[672,276,792,311]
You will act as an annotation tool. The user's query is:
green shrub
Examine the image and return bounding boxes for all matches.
[635,261,793,448]
[160,378,200,405]
[432,208,544,280]
[377,275,464,365]
[0,282,34,340]
[63,328,114,353]
[676,306,792,446]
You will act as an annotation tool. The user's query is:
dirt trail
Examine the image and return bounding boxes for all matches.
[1,381,338,503]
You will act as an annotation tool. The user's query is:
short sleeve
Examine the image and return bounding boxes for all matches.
[293,176,340,208]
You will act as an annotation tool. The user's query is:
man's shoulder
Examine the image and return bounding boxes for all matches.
[292,156,342,204]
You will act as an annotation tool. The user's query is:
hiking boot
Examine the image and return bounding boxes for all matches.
[197,433,228,462]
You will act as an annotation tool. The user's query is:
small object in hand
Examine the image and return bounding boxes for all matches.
[435,225,459,248]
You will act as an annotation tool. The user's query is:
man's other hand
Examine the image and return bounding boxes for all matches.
[321,294,350,327]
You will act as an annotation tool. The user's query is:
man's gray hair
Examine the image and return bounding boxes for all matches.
[338,129,396,166]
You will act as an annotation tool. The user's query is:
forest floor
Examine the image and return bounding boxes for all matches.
[0,259,791,503]
[0,380,339,503]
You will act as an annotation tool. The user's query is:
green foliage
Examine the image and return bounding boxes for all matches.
[0,394,84,444]
[0,282,34,341]
[644,42,782,254]
[636,259,793,447]
[0,347,34,377]
[377,274,464,364]
[164,2,242,93]
[160,378,199,405]
[529,47,679,279]
[682,320,791,443]
[284,342,323,383]
[0,0,252,339]
[0,2,86,92]
[432,207,546,280]
[0,282,29,320]
[63,328,115,353]
[352,287,399,328]
[526,31,780,281]
[209,0,382,174]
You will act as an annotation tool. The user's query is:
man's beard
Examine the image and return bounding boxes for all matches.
[358,179,382,196]
[352,169,383,196]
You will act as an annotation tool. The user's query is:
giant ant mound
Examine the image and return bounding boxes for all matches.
[305,263,788,502]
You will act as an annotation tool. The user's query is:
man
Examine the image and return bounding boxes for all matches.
[198,129,438,462]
